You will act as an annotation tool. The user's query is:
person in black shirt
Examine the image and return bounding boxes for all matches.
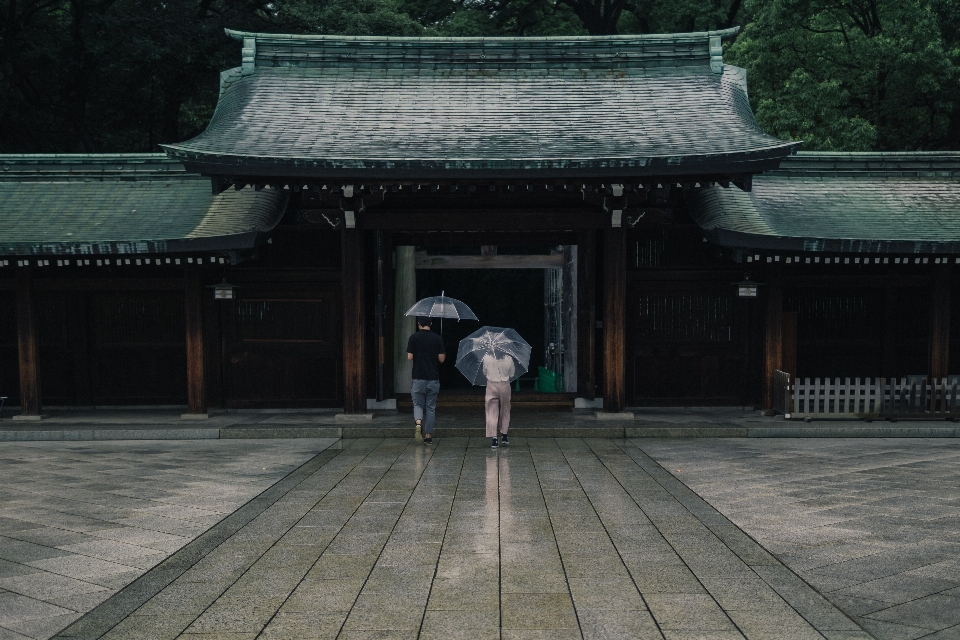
[407,316,446,444]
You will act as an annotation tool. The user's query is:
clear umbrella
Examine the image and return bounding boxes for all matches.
[456,327,532,386]
[404,290,478,321]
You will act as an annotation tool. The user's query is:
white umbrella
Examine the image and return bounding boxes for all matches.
[456,327,532,386]
[404,291,478,321]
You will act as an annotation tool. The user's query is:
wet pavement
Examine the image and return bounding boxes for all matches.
[2,433,957,639]
[640,438,960,640]
[0,439,336,640]
[1,436,861,640]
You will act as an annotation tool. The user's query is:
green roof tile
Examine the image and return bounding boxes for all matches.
[0,154,286,256]
[162,30,798,181]
[691,152,960,253]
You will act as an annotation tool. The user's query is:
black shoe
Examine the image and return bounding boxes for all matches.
[500,434,509,446]
[424,435,433,445]
[491,437,498,449]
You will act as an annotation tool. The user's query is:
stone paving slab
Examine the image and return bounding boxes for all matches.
[638,438,960,640]
[0,439,337,640]
[42,437,863,640]
[3,407,960,441]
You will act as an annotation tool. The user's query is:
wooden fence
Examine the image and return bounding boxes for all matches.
[776,372,960,419]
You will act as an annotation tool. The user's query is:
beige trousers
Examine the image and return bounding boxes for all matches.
[485,381,512,438]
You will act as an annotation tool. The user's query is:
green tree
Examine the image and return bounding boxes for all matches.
[729,0,960,150]
[0,0,427,152]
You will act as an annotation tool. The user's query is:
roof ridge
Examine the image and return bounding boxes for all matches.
[224,28,740,44]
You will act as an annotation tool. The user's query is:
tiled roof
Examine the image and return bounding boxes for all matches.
[691,152,960,253]
[0,154,286,256]
[161,29,799,181]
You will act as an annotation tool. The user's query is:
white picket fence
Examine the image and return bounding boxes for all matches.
[776,372,960,419]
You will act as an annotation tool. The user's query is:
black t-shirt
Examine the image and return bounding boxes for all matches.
[407,330,445,381]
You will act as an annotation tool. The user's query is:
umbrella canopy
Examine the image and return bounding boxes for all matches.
[456,327,532,386]
[404,291,478,321]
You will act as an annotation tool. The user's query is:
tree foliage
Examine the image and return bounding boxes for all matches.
[0,0,957,152]
[729,0,960,150]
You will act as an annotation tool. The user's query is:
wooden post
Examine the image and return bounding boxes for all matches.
[342,227,366,413]
[578,230,597,400]
[15,269,42,417]
[602,226,626,413]
[184,267,207,417]
[882,287,898,377]
[930,267,951,380]
[563,245,578,393]
[763,272,784,413]
[393,246,416,394]
[781,311,798,383]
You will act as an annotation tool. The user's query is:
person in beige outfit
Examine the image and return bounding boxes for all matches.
[483,353,515,448]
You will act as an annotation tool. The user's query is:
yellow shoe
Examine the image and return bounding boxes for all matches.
[415,422,423,442]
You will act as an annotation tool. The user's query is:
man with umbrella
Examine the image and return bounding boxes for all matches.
[405,292,478,444]
[407,316,446,444]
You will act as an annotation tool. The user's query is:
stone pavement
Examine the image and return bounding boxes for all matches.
[0,439,337,640]
[639,438,960,640]
[3,407,960,441]
[31,437,867,640]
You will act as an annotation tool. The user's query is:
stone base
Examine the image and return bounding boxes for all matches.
[12,414,48,421]
[575,397,603,409]
[366,398,397,410]
[595,411,635,421]
[335,412,375,423]
[180,413,210,420]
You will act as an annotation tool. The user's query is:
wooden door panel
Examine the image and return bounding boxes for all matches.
[221,289,343,408]
[95,347,186,403]
[0,290,16,400]
[626,280,745,405]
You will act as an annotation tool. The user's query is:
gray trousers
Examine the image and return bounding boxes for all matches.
[411,379,440,434]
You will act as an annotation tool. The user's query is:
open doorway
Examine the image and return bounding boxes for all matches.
[397,245,576,395]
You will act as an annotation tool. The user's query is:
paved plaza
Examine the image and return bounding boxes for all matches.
[1,432,957,639]
[641,439,960,640]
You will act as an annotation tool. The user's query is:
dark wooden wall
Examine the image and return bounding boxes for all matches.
[624,223,754,406]
[216,279,343,408]
[0,289,19,405]
[34,289,188,405]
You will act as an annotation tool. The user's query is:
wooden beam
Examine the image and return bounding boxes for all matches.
[390,231,579,246]
[763,272,784,413]
[602,227,626,413]
[33,278,184,291]
[184,267,207,415]
[360,209,607,231]
[15,269,41,416]
[578,230,597,400]
[342,228,366,413]
[930,268,951,379]
[415,254,564,269]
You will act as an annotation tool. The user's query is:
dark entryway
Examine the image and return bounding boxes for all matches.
[415,267,546,391]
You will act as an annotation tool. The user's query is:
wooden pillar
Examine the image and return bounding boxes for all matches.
[393,246,416,394]
[882,287,898,377]
[577,230,597,400]
[781,311,798,382]
[602,226,626,413]
[342,228,366,413]
[15,269,41,417]
[184,267,207,416]
[562,245,578,393]
[930,267,951,379]
[763,272,784,413]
